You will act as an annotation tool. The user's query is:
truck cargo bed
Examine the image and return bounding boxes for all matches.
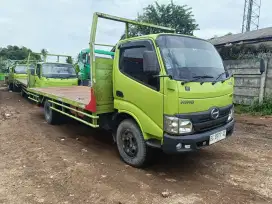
[28,86,96,112]
[16,79,27,87]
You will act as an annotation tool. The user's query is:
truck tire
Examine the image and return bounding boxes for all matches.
[8,83,13,91]
[20,89,24,97]
[20,89,27,98]
[116,119,149,168]
[44,100,61,125]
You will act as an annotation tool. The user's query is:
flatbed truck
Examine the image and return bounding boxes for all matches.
[22,12,236,167]
[13,53,78,97]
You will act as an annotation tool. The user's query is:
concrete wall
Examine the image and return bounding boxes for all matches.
[224,58,271,105]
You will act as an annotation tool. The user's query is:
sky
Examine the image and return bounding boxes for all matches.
[0,0,271,58]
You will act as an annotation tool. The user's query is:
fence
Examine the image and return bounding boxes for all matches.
[224,58,272,105]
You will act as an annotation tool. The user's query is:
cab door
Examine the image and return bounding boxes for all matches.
[114,39,163,138]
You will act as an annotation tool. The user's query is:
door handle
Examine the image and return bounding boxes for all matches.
[116,90,124,98]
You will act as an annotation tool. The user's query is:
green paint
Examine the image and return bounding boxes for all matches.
[27,61,78,88]
[49,100,98,119]
[6,64,28,85]
[51,106,99,128]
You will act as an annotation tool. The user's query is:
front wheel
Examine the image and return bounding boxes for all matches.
[116,119,150,168]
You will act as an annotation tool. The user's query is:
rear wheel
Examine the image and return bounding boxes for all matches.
[116,119,150,168]
[44,100,62,125]
[8,83,13,91]
[20,89,25,97]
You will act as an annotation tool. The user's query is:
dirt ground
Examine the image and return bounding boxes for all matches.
[0,83,271,204]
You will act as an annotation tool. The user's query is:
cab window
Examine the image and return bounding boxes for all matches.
[119,40,160,90]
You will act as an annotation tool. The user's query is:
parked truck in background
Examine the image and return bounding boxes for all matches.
[12,53,78,96]
[7,62,29,91]
[77,48,114,86]
[19,12,238,168]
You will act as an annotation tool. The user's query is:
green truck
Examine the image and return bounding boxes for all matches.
[77,48,114,86]
[19,12,236,167]
[7,62,29,91]
[13,53,78,96]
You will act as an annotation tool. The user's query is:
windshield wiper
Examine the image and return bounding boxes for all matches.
[212,71,230,85]
[181,75,214,85]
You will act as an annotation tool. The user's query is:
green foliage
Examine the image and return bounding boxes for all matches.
[0,45,41,61]
[0,45,41,73]
[0,60,8,73]
[235,97,272,115]
[217,43,272,60]
[66,56,73,64]
[128,0,199,37]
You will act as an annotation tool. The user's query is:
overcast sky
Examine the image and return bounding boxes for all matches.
[0,0,271,58]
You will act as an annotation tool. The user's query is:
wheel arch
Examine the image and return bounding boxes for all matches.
[112,111,146,140]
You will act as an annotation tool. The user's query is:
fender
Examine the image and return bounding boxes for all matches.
[115,99,163,140]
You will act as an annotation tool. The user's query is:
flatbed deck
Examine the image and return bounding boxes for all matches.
[15,79,27,87]
[28,86,96,112]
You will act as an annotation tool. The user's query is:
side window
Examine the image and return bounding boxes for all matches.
[119,41,160,90]
[36,64,41,77]
[82,53,87,64]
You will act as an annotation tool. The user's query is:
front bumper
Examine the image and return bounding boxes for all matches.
[162,119,234,154]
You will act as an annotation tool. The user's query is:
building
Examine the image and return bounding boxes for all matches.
[209,27,272,48]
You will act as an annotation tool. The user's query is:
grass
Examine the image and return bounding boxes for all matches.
[235,97,272,116]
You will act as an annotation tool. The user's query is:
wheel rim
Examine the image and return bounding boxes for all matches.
[121,129,138,158]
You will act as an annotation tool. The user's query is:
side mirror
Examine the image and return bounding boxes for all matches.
[260,58,265,74]
[143,51,159,73]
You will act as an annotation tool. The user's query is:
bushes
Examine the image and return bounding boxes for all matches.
[216,43,272,60]
[235,97,272,115]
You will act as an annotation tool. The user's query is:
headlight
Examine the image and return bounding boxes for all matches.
[164,116,193,135]
[228,107,234,121]
[164,116,179,134]
[179,119,193,134]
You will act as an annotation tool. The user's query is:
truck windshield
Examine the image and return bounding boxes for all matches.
[156,35,226,81]
[42,63,77,78]
[14,65,27,74]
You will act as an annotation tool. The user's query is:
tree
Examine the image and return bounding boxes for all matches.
[0,46,40,61]
[66,56,73,64]
[128,1,199,37]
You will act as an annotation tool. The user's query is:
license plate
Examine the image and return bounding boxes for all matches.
[209,130,227,145]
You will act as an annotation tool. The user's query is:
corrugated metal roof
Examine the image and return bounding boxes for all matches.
[209,27,272,46]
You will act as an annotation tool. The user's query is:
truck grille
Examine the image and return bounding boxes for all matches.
[176,104,232,133]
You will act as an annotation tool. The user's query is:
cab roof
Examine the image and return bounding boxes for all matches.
[119,33,207,43]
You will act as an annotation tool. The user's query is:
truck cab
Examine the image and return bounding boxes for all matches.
[77,48,114,86]
[7,64,28,91]
[77,49,90,86]
[112,34,234,157]
[28,62,78,88]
